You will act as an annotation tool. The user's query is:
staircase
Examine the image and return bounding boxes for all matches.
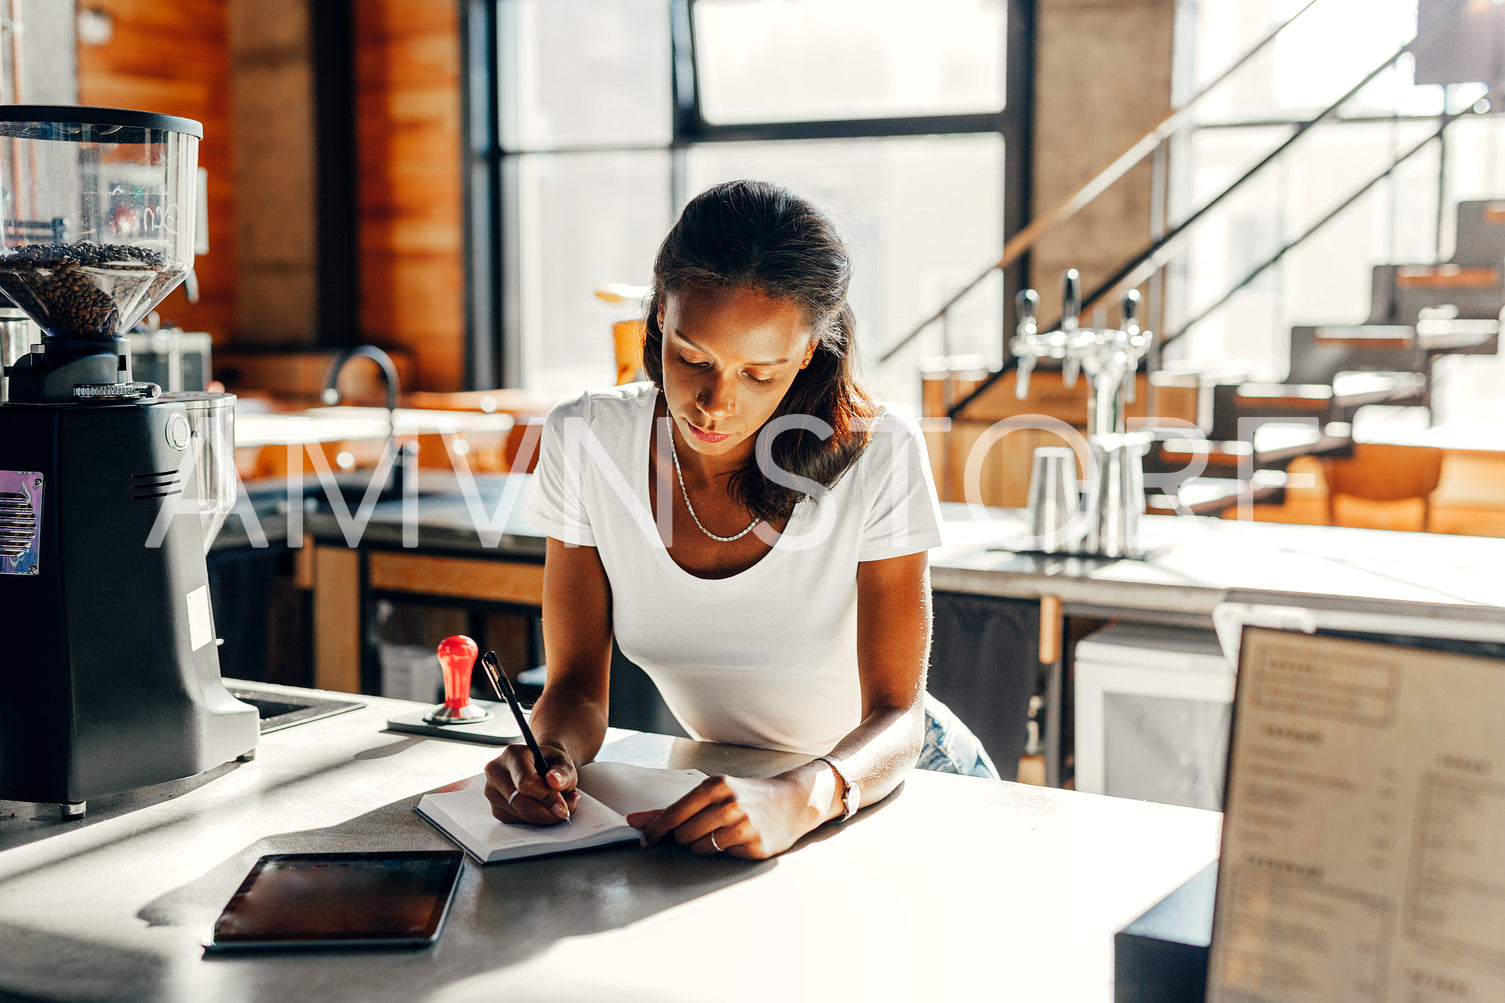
[900,0,1504,514]
[1210,199,1504,440]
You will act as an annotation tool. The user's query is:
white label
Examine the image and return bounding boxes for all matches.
[186,585,214,651]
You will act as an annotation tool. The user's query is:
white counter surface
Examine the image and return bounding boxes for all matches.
[0,682,1220,1003]
[931,504,1505,615]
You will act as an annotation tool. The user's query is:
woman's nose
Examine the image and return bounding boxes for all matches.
[696,372,734,419]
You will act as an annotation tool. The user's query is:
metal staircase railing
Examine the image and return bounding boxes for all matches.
[876,0,1326,369]
[877,0,1486,422]
[1157,100,1491,357]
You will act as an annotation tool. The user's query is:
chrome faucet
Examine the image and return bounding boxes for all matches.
[320,345,413,496]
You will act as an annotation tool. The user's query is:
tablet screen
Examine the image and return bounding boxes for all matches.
[206,851,464,952]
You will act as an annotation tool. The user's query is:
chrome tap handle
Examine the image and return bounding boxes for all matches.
[1062,269,1081,331]
[1121,288,1140,335]
[1015,287,1039,335]
[1011,288,1041,399]
[1063,353,1080,388]
[1120,289,1147,403]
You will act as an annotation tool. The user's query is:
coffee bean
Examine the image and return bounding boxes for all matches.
[0,243,184,338]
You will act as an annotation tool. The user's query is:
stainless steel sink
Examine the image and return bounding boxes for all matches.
[228,687,365,734]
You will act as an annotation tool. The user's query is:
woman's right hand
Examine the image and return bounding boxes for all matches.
[483,744,581,825]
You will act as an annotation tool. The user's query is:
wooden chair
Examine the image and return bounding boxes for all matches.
[1224,455,1329,525]
[1320,442,1444,532]
[596,283,649,385]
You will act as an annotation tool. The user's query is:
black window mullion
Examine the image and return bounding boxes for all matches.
[672,0,700,140]
[311,0,358,349]
[1001,0,1036,354]
[669,0,694,214]
[461,0,502,388]
[683,113,1008,144]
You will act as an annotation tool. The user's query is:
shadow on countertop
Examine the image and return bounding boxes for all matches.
[122,784,776,1001]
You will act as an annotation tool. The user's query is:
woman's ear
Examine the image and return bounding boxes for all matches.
[656,300,666,331]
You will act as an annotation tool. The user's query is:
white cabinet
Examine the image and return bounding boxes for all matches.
[1074,623,1234,811]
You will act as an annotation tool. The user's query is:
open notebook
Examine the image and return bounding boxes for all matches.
[415,761,708,864]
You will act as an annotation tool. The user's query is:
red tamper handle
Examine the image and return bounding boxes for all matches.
[436,635,479,710]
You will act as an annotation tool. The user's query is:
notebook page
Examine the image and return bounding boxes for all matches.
[418,786,632,861]
[576,761,708,817]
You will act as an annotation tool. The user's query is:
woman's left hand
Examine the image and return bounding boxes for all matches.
[627,773,824,860]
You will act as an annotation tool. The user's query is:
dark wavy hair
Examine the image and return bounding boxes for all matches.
[642,180,881,523]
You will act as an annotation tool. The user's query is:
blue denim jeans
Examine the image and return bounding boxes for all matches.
[917,692,1001,779]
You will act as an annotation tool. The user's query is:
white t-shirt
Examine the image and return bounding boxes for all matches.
[521,382,943,756]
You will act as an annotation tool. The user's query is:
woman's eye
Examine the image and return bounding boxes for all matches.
[675,353,774,384]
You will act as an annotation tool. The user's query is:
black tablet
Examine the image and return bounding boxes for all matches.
[204,850,464,953]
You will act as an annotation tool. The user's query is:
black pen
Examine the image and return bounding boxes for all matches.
[479,650,569,822]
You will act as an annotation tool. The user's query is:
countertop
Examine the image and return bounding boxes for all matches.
[0,682,1221,1002]
[224,471,1505,618]
[235,407,516,448]
[929,503,1505,615]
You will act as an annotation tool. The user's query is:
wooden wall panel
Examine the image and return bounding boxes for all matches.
[229,0,319,347]
[1031,0,1175,328]
[75,1,468,392]
[76,0,236,346]
[353,0,465,392]
[313,543,363,693]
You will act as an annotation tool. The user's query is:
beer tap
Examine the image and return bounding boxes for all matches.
[1061,268,1082,389]
[1009,269,1156,559]
[1120,289,1141,405]
[1011,288,1041,399]
[1013,271,1096,401]
[1074,287,1153,441]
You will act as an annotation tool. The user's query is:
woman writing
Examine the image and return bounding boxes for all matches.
[484,180,994,859]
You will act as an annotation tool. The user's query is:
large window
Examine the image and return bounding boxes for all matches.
[1164,0,1504,424]
[691,0,1008,123]
[468,0,1030,408]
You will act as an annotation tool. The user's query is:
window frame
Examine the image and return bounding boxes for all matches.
[463,0,1036,390]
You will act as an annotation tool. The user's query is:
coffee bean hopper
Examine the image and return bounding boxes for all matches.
[0,106,257,819]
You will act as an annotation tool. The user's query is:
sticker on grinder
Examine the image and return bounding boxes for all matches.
[186,585,215,651]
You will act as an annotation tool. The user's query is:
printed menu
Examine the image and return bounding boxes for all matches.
[1208,626,1505,1003]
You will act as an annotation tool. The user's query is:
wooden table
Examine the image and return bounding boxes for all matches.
[0,683,1220,1002]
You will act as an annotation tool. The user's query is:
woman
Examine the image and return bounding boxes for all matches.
[484,180,995,860]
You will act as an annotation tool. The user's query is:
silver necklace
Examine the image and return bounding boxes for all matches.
[668,429,762,543]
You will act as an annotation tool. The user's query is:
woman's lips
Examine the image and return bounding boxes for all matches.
[686,422,729,443]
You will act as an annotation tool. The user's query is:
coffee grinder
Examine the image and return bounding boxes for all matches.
[0,106,258,819]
